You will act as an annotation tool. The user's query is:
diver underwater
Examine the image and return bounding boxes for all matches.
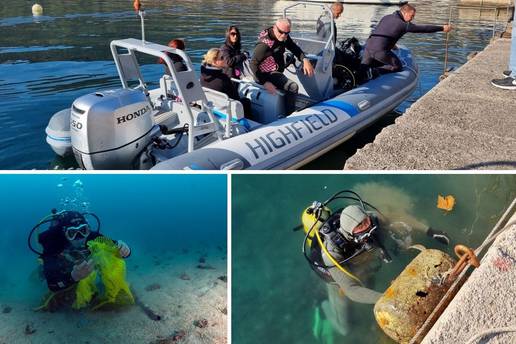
[28,209,134,312]
[299,190,451,339]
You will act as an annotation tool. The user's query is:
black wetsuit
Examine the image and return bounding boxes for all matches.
[316,15,338,46]
[40,229,106,292]
[363,11,444,73]
[250,27,306,115]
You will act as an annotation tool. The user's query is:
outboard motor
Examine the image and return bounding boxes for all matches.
[70,88,157,169]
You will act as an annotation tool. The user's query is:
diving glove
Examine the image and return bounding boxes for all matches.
[426,227,450,245]
[117,240,131,258]
[71,260,94,281]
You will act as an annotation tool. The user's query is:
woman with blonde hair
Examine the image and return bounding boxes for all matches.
[200,48,239,100]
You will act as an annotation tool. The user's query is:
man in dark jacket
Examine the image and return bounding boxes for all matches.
[362,4,452,74]
[250,18,314,115]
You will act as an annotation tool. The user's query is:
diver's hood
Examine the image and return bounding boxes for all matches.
[29,210,100,256]
[339,205,368,240]
[50,211,88,231]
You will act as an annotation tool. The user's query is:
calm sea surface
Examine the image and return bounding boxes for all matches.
[0,0,509,169]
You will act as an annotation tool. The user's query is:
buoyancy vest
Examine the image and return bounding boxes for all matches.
[308,210,381,283]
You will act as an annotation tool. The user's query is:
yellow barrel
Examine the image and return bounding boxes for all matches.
[374,249,456,343]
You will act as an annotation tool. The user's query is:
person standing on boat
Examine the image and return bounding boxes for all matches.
[220,25,248,79]
[491,0,516,90]
[362,4,452,75]
[316,1,344,46]
[250,18,315,115]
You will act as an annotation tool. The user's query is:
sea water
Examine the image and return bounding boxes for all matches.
[0,174,227,343]
[0,0,507,169]
[232,174,516,344]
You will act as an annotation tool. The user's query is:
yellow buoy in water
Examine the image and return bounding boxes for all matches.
[374,249,456,343]
[32,3,43,16]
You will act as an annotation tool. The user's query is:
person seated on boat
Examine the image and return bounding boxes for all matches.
[220,25,249,79]
[304,188,450,337]
[250,18,315,116]
[33,210,131,311]
[201,48,252,116]
[158,39,188,75]
[362,3,452,76]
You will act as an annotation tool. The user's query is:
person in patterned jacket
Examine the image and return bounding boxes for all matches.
[249,18,314,115]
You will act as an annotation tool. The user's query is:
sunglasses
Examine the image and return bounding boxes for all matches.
[64,223,90,241]
[229,32,238,36]
[275,26,290,35]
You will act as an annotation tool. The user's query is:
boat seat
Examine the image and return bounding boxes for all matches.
[202,87,245,120]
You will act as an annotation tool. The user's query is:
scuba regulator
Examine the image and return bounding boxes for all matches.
[300,190,392,285]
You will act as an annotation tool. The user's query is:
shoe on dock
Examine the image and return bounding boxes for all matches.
[491,76,516,90]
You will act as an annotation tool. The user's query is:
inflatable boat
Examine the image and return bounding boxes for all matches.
[45,2,418,170]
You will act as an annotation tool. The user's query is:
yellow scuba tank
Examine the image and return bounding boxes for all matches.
[301,206,331,247]
[373,248,456,343]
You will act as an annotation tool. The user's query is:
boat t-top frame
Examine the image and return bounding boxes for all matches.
[110,39,225,153]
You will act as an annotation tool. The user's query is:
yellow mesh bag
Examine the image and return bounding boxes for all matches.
[73,271,97,309]
[85,236,134,310]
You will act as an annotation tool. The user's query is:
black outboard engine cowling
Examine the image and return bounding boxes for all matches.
[70,89,156,170]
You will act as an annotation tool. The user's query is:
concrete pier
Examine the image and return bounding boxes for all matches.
[421,207,516,344]
[459,0,513,6]
[344,37,516,170]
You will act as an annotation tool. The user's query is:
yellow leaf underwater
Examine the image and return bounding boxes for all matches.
[437,194,455,211]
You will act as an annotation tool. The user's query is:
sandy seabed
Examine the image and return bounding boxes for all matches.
[0,246,227,344]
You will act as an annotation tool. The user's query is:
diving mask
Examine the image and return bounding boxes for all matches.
[351,216,377,244]
[64,224,90,241]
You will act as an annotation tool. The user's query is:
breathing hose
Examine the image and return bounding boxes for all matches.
[302,199,364,286]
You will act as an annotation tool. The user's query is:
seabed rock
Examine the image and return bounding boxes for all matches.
[180,273,191,280]
[196,263,215,270]
[2,305,12,314]
[24,323,36,335]
[193,319,208,328]
[151,330,186,343]
[145,283,161,291]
